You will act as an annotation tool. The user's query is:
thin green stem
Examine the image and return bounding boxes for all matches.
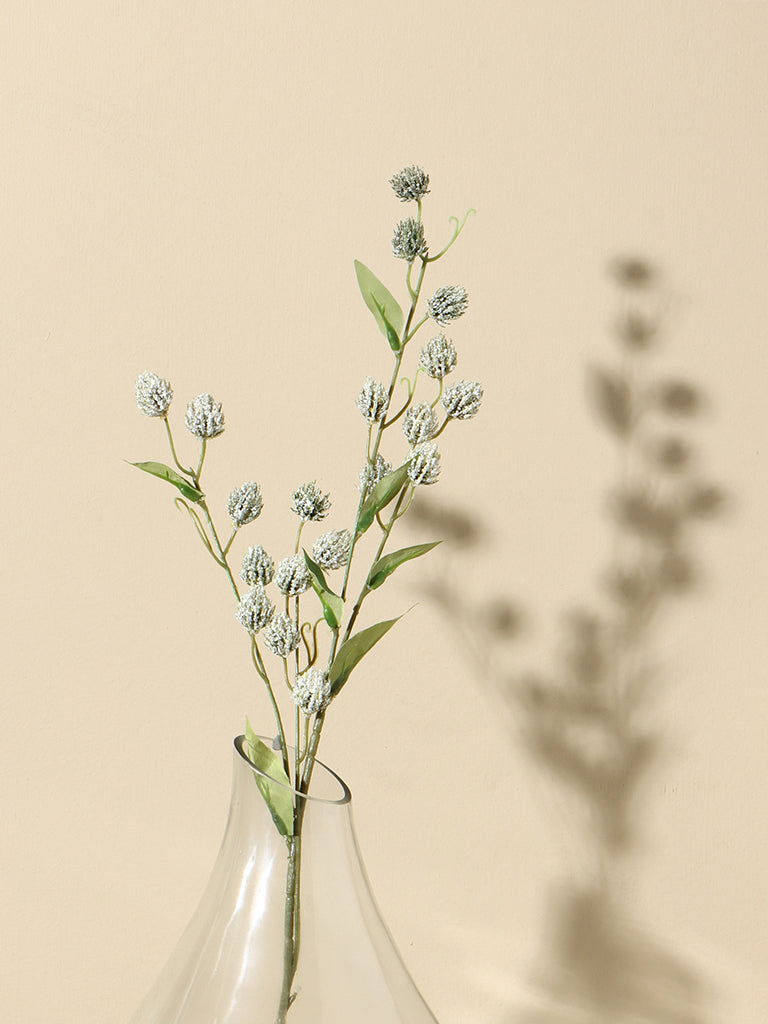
[251,639,289,778]
[164,419,194,476]
[195,439,207,480]
[431,415,451,440]
[424,208,476,263]
[173,498,224,565]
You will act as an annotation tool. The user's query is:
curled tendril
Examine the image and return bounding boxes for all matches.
[174,497,223,565]
[426,208,476,263]
[300,618,324,668]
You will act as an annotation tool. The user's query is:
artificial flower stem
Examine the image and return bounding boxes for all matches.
[164,418,194,477]
[196,439,207,480]
[251,639,289,778]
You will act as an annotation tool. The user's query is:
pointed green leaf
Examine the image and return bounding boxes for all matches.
[367,541,441,591]
[303,550,344,629]
[356,463,409,536]
[329,616,402,695]
[130,461,205,503]
[244,720,294,837]
[372,295,403,352]
[354,260,404,347]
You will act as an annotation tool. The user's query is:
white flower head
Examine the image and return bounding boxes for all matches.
[392,218,428,262]
[312,529,352,571]
[427,286,469,326]
[136,372,173,418]
[403,401,438,446]
[408,442,441,486]
[442,379,484,420]
[419,335,457,379]
[241,545,275,586]
[357,377,389,424]
[227,481,263,527]
[359,454,392,496]
[291,481,331,522]
[293,668,332,716]
[389,165,430,203]
[276,554,312,596]
[185,393,225,439]
[263,613,301,658]
[236,585,275,636]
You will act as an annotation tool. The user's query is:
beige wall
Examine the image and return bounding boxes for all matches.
[2,2,767,1021]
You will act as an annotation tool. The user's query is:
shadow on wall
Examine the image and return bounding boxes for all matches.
[407,258,728,1024]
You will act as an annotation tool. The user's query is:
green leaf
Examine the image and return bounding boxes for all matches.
[130,461,205,503]
[303,550,344,630]
[356,463,409,536]
[367,541,441,591]
[372,295,404,352]
[329,616,402,695]
[354,260,404,349]
[244,720,294,837]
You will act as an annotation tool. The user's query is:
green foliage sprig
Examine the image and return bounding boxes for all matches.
[131,167,483,1020]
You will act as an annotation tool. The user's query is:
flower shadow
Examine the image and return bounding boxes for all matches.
[407,257,728,1024]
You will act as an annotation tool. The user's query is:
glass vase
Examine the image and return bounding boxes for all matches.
[128,734,438,1024]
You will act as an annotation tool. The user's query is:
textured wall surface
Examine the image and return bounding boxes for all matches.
[1,3,767,1022]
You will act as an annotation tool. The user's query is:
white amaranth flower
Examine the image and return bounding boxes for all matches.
[275,554,312,596]
[359,454,392,495]
[389,165,430,203]
[312,529,352,571]
[135,372,173,417]
[241,545,275,586]
[392,218,428,262]
[263,613,301,658]
[291,481,331,522]
[403,401,438,445]
[236,585,275,635]
[427,286,469,326]
[408,442,441,486]
[185,393,225,439]
[357,377,389,424]
[442,379,484,420]
[292,669,332,716]
[227,481,263,527]
[419,335,457,379]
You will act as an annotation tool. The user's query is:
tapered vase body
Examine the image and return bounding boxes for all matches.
[128,735,438,1024]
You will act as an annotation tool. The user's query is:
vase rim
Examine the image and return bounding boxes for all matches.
[234,734,352,806]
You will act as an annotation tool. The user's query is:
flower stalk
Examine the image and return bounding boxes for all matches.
[129,166,484,1022]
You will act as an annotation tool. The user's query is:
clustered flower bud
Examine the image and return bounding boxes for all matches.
[227,481,263,527]
[236,585,275,635]
[442,380,484,420]
[407,442,441,486]
[263,613,301,658]
[241,545,275,586]
[292,668,332,716]
[275,554,312,596]
[419,335,457,379]
[427,286,469,326]
[357,377,390,424]
[312,529,352,571]
[392,218,428,262]
[185,393,225,439]
[389,165,430,203]
[403,401,438,445]
[135,372,173,418]
[291,481,331,522]
[359,454,392,495]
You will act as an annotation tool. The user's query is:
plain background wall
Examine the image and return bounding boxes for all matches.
[1,2,767,1021]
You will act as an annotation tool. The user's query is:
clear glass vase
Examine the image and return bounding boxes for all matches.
[128,735,439,1024]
